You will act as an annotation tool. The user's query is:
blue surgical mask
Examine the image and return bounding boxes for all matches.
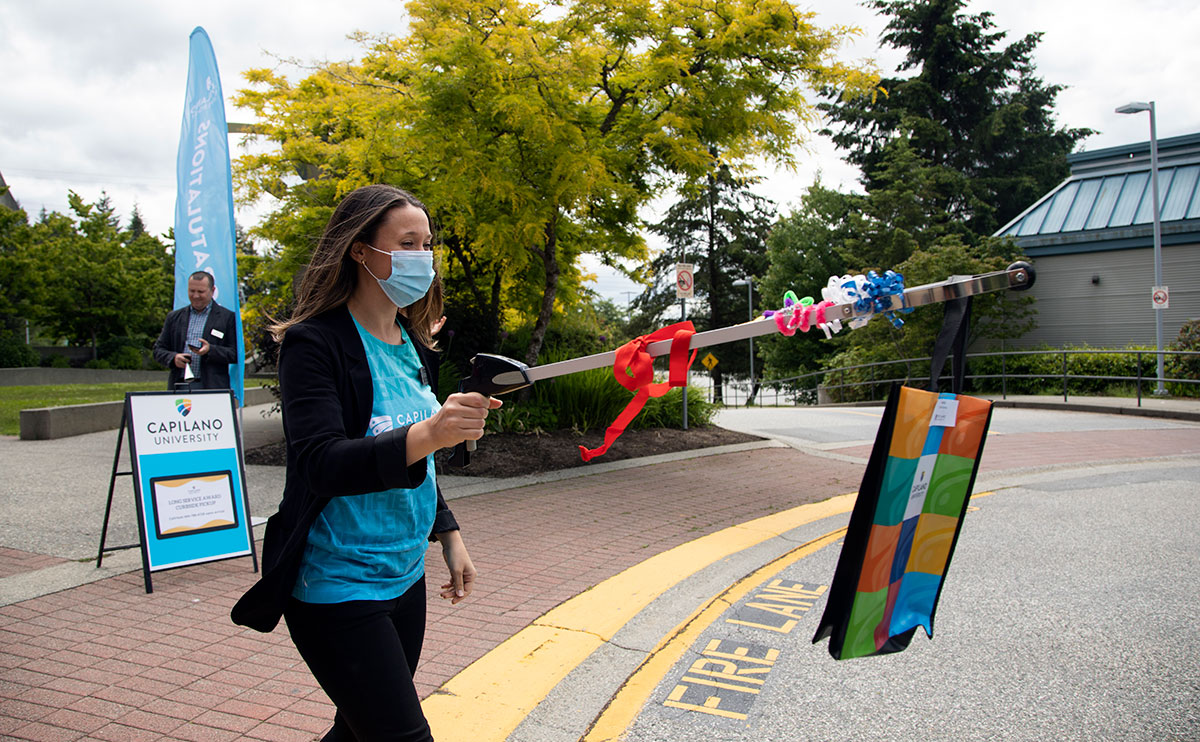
[361,246,435,308]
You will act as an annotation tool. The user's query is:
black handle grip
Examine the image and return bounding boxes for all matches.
[448,440,471,467]
[447,354,533,468]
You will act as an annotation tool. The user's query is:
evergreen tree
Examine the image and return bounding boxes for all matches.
[758,184,857,383]
[755,0,1080,388]
[643,165,774,400]
[820,0,1091,237]
[32,192,171,359]
[127,204,147,240]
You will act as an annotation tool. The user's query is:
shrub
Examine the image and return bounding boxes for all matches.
[448,338,721,432]
[810,344,1191,400]
[818,345,926,402]
[485,399,559,434]
[477,361,714,433]
[531,366,627,431]
[0,332,39,368]
[98,336,151,371]
[1166,319,1200,397]
[106,346,144,370]
[84,358,112,370]
[637,386,716,428]
[48,354,71,368]
[970,346,1159,396]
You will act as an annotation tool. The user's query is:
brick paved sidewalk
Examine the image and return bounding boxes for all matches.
[0,447,860,742]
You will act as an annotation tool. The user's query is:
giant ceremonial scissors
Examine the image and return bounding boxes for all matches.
[448,261,1035,466]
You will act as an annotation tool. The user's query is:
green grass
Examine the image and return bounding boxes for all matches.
[0,381,268,436]
[1,383,165,435]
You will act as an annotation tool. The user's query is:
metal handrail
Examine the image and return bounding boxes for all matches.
[711,348,1200,407]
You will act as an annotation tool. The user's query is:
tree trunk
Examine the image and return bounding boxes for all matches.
[443,235,503,355]
[524,215,559,368]
[485,270,502,353]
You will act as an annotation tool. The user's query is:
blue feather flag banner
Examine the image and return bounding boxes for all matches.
[174,27,244,404]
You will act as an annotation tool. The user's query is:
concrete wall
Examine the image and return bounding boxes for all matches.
[19,386,276,440]
[2,368,276,387]
[33,345,102,366]
[0,368,168,386]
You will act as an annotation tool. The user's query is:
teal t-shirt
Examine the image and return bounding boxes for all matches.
[293,320,440,603]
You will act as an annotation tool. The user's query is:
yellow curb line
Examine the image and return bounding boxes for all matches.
[579,488,997,741]
[423,493,858,742]
[580,527,847,742]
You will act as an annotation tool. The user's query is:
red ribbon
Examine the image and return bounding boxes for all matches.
[579,322,697,462]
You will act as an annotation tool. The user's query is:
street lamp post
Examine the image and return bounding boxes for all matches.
[622,291,638,319]
[732,277,754,404]
[1116,100,1167,395]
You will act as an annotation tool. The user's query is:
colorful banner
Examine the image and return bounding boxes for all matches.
[813,385,993,659]
[174,27,244,403]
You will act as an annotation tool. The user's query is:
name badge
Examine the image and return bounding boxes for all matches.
[210,328,225,339]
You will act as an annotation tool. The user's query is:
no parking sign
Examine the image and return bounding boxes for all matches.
[676,263,695,299]
[1152,286,1169,309]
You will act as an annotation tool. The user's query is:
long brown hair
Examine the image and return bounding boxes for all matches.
[270,184,443,348]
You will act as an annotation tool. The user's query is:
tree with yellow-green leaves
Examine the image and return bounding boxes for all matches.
[234,0,876,369]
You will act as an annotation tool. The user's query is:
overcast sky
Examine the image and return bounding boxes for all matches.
[3,0,1198,303]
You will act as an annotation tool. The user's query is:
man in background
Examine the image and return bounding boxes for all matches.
[152,271,238,390]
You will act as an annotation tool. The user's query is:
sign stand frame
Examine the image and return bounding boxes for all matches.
[97,390,258,593]
[96,405,140,568]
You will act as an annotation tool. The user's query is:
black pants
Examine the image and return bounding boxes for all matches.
[285,578,432,742]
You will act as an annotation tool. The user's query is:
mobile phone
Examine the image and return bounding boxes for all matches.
[188,342,202,352]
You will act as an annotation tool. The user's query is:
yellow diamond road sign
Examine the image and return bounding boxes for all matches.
[701,352,718,370]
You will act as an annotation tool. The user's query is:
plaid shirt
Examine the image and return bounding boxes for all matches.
[184,302,211,377]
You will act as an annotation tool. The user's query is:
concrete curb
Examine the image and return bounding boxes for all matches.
[985,397,1200,422]
[438,439,783,500]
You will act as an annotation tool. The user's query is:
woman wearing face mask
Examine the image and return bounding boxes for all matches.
[232,184,500,741]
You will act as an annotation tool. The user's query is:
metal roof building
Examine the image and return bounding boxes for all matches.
[994,133,1200,348]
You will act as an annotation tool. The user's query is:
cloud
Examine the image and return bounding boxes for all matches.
[2,0,1197,276]
[0,0,404,227]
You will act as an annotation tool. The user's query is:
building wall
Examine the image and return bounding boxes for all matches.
[1003,242,1199,348]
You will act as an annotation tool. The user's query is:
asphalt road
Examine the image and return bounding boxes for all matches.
[617,462,1197,742]
[607,406,1200,742]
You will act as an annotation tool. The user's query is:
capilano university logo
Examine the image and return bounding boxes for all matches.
[145,399,222,440]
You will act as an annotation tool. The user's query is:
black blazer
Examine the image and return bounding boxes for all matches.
[152,301,239,390]
[231,305,458,633]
